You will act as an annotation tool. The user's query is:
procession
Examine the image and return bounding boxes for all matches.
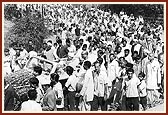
[3,3,165,111]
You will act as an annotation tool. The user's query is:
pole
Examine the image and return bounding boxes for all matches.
[42,4,43,18]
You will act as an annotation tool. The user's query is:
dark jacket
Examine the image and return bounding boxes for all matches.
[56,45,69,58]
[4,85,20,111]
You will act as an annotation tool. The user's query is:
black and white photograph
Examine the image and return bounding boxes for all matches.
[2,3,166,112]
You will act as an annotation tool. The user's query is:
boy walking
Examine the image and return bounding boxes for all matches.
[138,72,147,111]
[124,68,140,111]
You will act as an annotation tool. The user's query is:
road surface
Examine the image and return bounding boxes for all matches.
[146,103,165,112]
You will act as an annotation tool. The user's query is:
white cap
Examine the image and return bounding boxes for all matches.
[40,76,51,85]
[47,42,52,46]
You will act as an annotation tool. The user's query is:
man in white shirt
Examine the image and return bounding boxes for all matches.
[91,61,108,111]
[64,66,77,111]
[45,41,56,61]
[78,61,94,111]
[21,89,42,111]
[4,48,12,76]
[19,44,29,66]
[138,72,147,111]
[107,53,120,87]
[124,68,140,111]
[11,48,24,72]
[67,40,76,59]
[50,73,64,111]
[9,43,16,58]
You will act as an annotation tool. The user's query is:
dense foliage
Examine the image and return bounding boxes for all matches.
[98,4,164,25]
[4,4,50,51]
[99,4,163,17]
[4,4,18,20]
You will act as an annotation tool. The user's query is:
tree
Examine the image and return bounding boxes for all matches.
[4,4,18,20]
[98,4,163,18]
[4,5,50,51]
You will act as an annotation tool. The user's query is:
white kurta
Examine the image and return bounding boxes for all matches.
[125,74,140,98]
[80,69,94,102]
[146,59,161,89]
[107,59,120,83]
[94,70,108,97]
[4,55,12,75]
[53,82,64,108]
[21,100,42,111]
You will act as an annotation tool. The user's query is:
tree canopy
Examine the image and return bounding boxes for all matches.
[4,4,50,51]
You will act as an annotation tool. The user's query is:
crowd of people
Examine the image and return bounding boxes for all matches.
[4,4,164,111]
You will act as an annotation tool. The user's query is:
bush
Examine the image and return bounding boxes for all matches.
[4,4,50,51]
[4,4,18,20]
